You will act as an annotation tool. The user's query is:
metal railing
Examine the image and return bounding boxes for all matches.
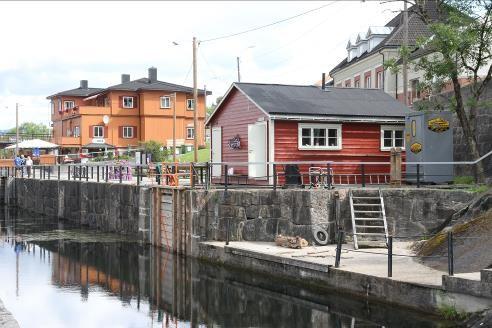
[0,149,490,189]
[0,133,53,143]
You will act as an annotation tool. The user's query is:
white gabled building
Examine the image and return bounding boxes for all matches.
[329,1,461,106]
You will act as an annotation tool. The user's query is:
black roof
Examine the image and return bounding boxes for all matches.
[229,83,411,118]
[101,78,210,95]
[329,1,440,75]
[47,87,104,99]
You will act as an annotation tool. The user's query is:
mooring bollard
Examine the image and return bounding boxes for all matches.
[416,164,420,188]
[448,231,454,276]
[86,166,89,181]
[105,165,109,182]
[388,236,393,277]
[68,166,71,180]
[335,229,344,268]
[119,166,123,183]
[57,165,60,180]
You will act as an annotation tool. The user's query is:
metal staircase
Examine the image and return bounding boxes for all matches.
[349,189,389,249]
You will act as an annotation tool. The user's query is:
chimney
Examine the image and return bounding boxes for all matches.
[321,73,326,90]
[148,67,157,83]
[80,80,88,89]
[121,74,130,83]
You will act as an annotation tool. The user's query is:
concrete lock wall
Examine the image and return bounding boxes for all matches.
[10,178,152,241]
[188,188,474,244]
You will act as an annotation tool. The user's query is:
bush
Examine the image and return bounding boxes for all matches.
[453,176,474,185]
[140,140,169,163]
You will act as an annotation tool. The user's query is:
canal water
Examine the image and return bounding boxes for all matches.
[0,207,454,328]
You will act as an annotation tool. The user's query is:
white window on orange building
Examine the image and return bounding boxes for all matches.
[186,127,194,139]
[123,97,134,108]
[187,99,195,110]
[123,126,134,139]
[160,96,171,109]
[64,101,75,110]
[93,126,104,138]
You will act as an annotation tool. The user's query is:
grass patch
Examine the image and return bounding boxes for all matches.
[178,147,210,163]
[453,176,474,185]
[438,304,469,321]
[467,185,490,193]
[415,210,492,256]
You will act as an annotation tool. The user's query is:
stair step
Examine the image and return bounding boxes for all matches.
[355,225,385,229]
[353,204,381,206]
[354,217,384,221]
[354,210,381,213]
[355,232,387,236]
[352,197,380,199]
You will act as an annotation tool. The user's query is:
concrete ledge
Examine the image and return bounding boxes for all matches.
[443,275,492,299]
[198,241,492,315]
[226,246,330,273]
[482,269,492,283]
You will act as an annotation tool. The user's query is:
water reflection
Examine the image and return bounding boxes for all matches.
[0,207,452,328]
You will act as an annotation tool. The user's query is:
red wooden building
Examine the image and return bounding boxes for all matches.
[205,83,411,185]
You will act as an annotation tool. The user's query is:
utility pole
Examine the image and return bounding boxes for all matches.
[172,92,177,163]
[192,36,198,162]
[402,0,409,106]
[15,103,19,156]
[237,56,241,82]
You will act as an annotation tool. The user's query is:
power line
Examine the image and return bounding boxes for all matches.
[254,13,333,60]
[182,63,192,85]
[200,1,339,43]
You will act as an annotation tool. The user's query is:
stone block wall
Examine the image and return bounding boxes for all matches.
[189,188,474,244]
[12,178,152,241]
[191,189,338,244]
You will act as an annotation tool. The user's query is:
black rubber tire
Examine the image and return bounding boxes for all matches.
[313,227,329,246]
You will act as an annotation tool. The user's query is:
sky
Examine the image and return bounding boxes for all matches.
[0,0,404,130]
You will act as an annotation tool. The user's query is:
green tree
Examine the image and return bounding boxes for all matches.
[140,140,169,162]
[206,96,223,116]
[8,122,50,135]
[386,0,492,182]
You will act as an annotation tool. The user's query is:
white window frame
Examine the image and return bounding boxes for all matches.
[93,126,104,138]
[51,101,55,115]
[73,126,80,137]
[123,126,134,139]
[380,125,404,151]
[354,79,360,88]
[122,96,134,108]
[64,100,75,110]
[58,99,62,112]
[186,98,195,110]
[186,127,194,139]
[298,123,342,150]
[376,71,383,89]
[365,75,371,88]
[160,96,171,109]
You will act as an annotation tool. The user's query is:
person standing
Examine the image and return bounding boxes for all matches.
[14,154,22,177]
[25,156,33,178]
[20,155,26,177]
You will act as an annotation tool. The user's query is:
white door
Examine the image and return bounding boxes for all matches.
[248,122,267,178]
[211,127,222,177]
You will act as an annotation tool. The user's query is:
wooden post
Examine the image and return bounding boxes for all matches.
[390,148,402,186]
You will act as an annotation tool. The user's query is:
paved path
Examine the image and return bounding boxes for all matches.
[206,241,480,287]
[0,299,18,328]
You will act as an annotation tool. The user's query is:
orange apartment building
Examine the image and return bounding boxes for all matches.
[47,67,210,155]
